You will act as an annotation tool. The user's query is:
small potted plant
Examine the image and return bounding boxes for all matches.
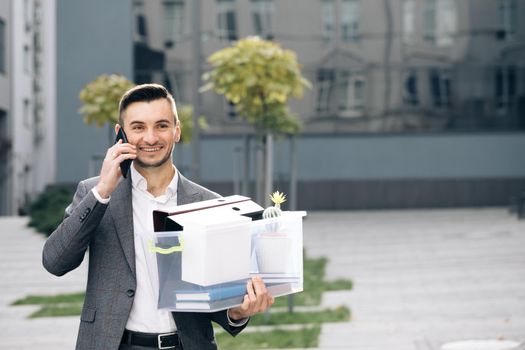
[255,191,293,273]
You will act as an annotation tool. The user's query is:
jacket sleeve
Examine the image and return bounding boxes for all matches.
[42,180,108,276]
[209,310,249,337]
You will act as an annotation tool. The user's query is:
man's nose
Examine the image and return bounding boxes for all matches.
[143,129,159,144]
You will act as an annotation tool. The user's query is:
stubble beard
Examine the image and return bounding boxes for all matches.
[134,143,174,169]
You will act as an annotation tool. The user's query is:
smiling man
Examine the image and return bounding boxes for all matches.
[43,84,274,350]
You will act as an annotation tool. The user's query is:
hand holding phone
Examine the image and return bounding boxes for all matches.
[114,128,132,178]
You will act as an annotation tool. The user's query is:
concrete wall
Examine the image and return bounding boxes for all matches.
[186,132,525,210]
[56,0,133,183]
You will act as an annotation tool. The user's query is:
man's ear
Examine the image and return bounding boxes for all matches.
[115,124,121,135]
[175,120,181,142]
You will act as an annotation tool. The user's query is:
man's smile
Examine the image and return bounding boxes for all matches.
[139,146,163,153]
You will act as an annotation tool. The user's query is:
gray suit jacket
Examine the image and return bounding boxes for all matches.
[43,173,247,350]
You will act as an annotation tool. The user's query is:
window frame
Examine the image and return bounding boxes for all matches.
[429,68,452,109]
[498,0,517,41]
[316,69,336,113]
[251,0,274,39]
[321,0,336,42]
[403,69,420,106]
[217,0,238,42]
[340,0,360,43]
[338,70,366,117]
[163,0,185,48]
[403,0,416,45]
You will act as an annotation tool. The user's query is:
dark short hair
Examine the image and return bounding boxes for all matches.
[118,83,178,125]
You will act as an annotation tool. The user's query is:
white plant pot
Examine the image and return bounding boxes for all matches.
[255,236,293,273]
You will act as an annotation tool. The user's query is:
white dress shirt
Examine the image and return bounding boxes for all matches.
[124,164,178,332]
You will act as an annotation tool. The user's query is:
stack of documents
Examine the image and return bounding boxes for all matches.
[173,282,247,310]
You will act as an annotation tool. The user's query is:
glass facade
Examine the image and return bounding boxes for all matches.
[130,0,525,133]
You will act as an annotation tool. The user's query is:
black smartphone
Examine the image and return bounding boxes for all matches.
[114,128,132,178]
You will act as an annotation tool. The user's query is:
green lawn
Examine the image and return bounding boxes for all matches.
[12,292,84,318]
[216,326,321,349]
[12,292,85,305]
[249,306,350,326]
[273,255,352,308]
[29,303,83,318]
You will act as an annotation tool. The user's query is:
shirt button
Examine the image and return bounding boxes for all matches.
[126,289,135,297]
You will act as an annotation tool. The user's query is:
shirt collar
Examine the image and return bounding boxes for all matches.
[130,163,179,199]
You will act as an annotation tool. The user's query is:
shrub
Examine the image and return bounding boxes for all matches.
[27,185,75,236]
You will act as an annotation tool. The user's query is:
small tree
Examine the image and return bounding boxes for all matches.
[79,74,135,128]
[176,105,209,144]
[202,37,310,204]
[201,37,310,136]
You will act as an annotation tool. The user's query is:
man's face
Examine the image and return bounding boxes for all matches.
[119,98,180,169]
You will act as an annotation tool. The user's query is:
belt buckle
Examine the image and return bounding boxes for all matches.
[158,332,177,349]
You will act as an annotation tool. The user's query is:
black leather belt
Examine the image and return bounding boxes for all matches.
[121,329,182,349]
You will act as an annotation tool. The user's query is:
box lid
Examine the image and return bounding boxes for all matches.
[153,195,263,232]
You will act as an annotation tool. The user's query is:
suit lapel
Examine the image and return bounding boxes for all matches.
[109,176,136,278]
[177,172,200,205]
[108,172,196,280]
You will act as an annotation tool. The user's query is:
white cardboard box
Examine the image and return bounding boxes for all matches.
[176,212,252,286]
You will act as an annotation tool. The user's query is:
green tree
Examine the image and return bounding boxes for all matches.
[78,74,135,127]
[201,37,310,135]
[202,37,310,204]
[176,105,208,144]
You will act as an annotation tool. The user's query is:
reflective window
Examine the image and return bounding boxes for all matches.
[436,0,457,46]
[0,19,5,74]
[495,66,517,114]
[404,70,419,106]
[341,0,360,43]
[339,71,365,117]
[429,69,452,108]
[217,0,237,41]
[133,0,147,41]
[498,0,517,41]
[163,0,185,48]
[24,44,30,74]
[424,0,457,46]
[321,0,335,42]
[403,0,416,44]
[252,0,274,39]
[317,69,335,112]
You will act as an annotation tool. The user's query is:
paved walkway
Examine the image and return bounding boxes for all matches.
[1,208,524,349]
[304,208,525,350]
[0,217,87,348]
